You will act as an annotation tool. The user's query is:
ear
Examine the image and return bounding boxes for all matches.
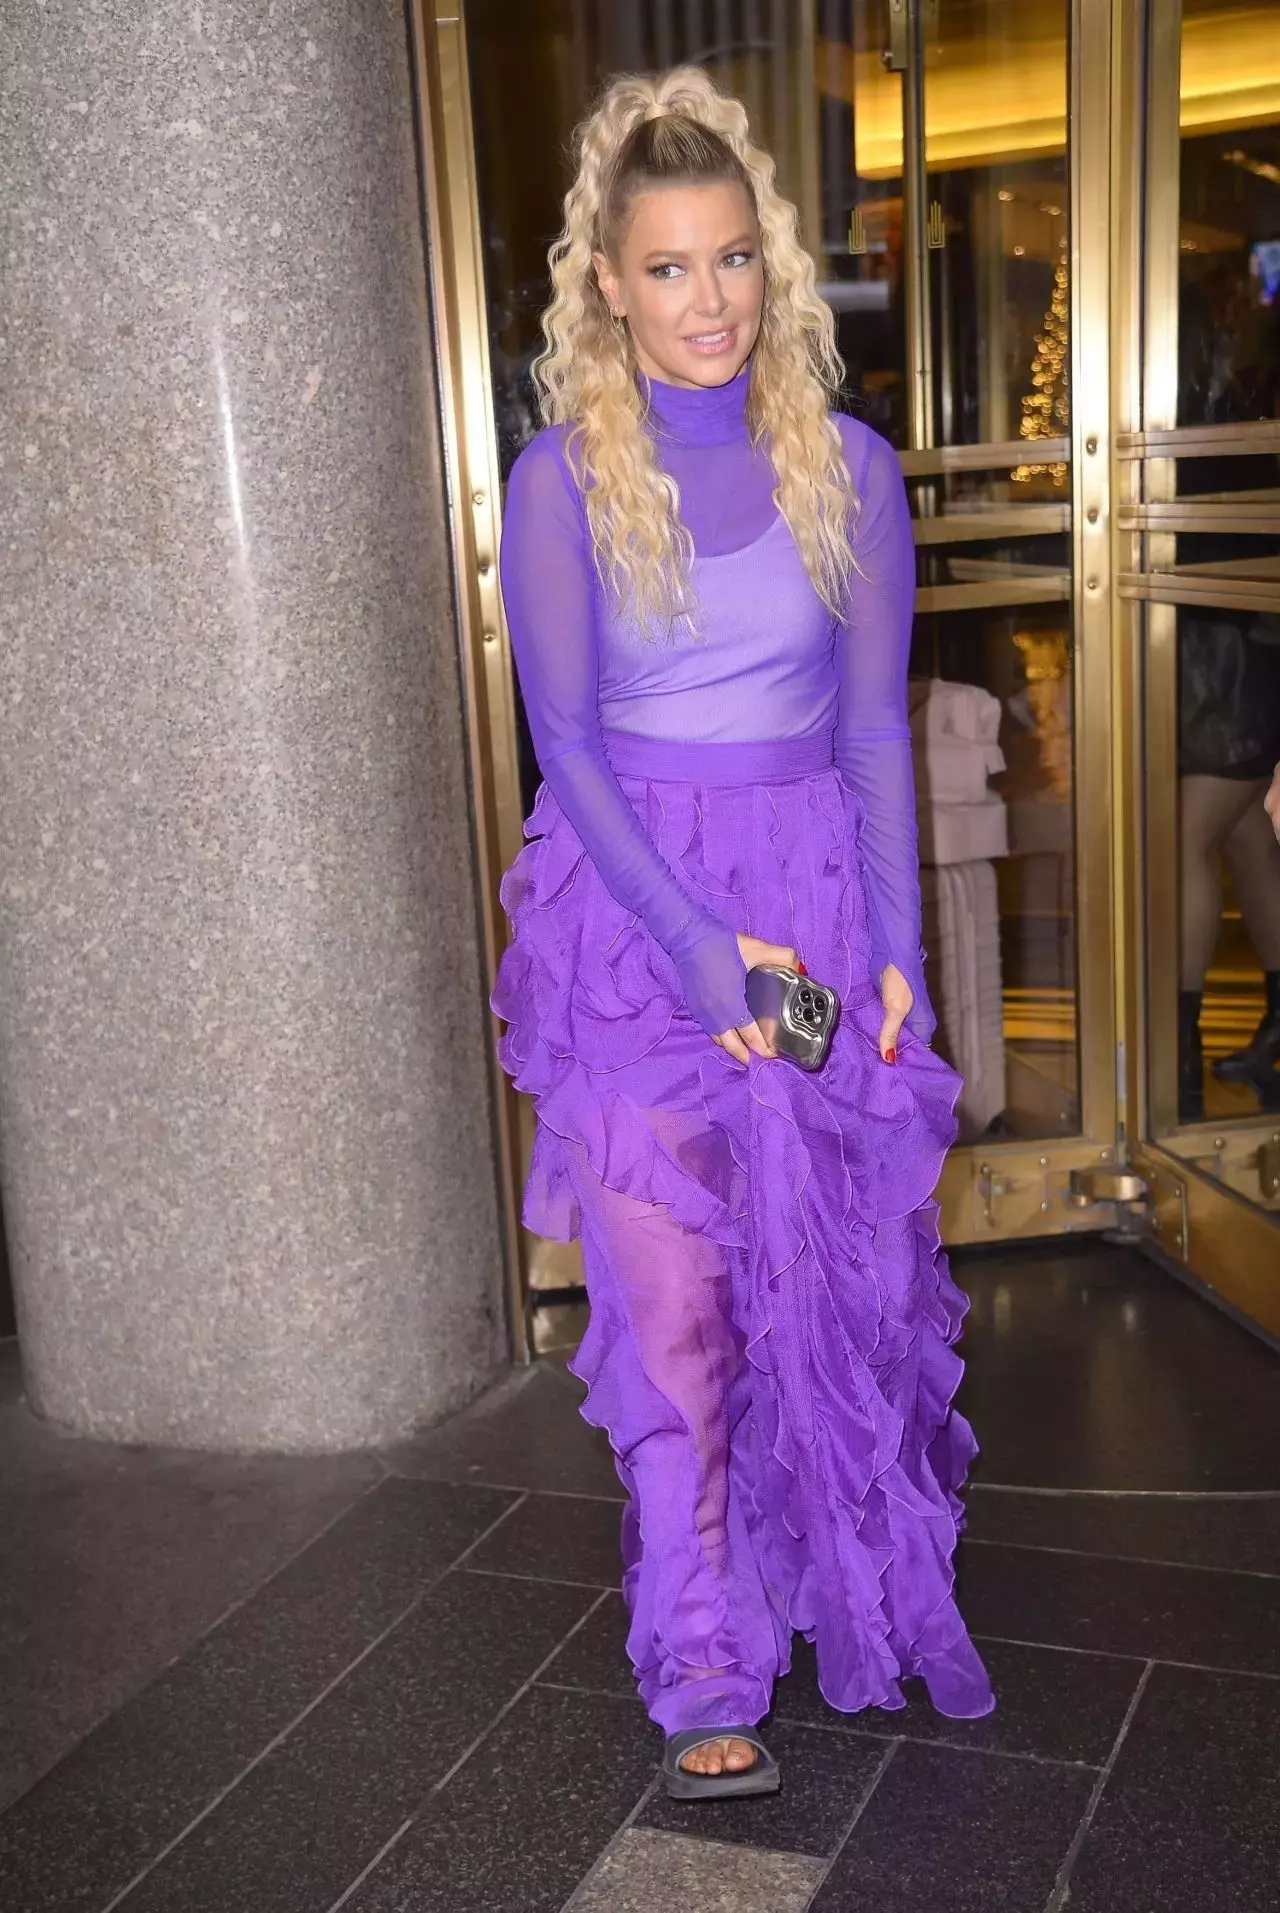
[590,249,623,318]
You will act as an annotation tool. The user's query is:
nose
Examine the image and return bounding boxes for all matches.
[690,266,729,317]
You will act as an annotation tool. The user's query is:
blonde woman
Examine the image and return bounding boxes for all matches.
[490,66,995,1801]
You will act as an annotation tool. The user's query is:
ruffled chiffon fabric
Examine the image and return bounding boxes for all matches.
[491,765,995,1733]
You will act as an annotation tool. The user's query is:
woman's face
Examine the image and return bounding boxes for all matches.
[593,179,764,391]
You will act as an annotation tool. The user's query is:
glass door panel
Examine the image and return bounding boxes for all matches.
[922,0,1070,455]
[1125,0,1280,1317]
[907,1,1080,1144]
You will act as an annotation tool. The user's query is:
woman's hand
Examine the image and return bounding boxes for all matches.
[878,962,913,1063]
[710,932,801,1065]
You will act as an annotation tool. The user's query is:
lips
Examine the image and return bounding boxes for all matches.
[683,327,737,354]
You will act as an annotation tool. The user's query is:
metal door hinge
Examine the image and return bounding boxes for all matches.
[978,1161,1011,1228]
[1145,1164,1189,1261]
[1067,1164,1149,1208]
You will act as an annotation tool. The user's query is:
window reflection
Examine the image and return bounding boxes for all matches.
[1169,0,1280,1129]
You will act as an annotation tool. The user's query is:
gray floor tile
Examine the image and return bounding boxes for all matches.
[0,1374,381,1810]
[964,1485,1280,1575]
[116,1570,596,1913]
[959,1539,1280,1673]
[538,1589,634,1697]
[955,1242,1280,1491]
[382,1361,624,1498]
[811,1740,1094,1911]
[640,1719,887,1859]
[566,1827,824,1912]
[1063,1664,1280,1912]
[344,1684,658,1913]
[468,1490,623,1587]
[0,1479,516,1913]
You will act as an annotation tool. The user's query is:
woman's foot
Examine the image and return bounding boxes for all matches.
[679,1736,760,1777]
[663,1726,781,1799]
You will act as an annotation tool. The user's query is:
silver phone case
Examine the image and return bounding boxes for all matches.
[744,964,840,1071]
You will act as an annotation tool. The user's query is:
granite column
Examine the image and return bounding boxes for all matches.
[1,0,507,1447]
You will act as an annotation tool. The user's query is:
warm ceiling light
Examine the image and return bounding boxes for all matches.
[819,11,1280,175]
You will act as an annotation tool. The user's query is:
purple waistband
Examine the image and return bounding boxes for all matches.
[600,727,836,785]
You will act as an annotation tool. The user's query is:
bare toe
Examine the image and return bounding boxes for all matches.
[679,1736,758,1778]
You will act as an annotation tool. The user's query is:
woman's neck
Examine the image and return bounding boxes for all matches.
[638,358,751,448]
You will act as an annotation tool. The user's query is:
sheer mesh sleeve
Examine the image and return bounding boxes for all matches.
[834,422,935,1043]
[498,431,749,1038]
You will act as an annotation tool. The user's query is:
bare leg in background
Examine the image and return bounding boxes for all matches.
[1179,775,1280,1115]
[1222,795,1280,972]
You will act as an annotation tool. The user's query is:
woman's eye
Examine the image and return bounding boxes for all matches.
[648,251,755,281]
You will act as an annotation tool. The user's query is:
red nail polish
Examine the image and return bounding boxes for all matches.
[885,1046,897,1065]
[796,960,807,975]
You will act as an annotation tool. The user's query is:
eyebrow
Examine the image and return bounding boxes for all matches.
[640,233,756,261]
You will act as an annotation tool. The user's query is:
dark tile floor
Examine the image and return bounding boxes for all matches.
[1,1237,1278,1912]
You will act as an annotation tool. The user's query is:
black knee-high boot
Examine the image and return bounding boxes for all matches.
[1179,990,1205,1122]
[1212,969,1280,1085]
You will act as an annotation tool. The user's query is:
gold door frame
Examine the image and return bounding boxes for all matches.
[924,0,1123,1244]
[408,0,1237,1355]
[409,4,533,1359]
[1111,0,1280,1333]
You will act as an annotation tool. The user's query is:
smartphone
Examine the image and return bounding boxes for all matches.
[744,964,840,1071]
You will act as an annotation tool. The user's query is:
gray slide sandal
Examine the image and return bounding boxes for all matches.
[662,1725,781,1800]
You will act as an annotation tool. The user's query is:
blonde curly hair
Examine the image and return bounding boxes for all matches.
[530,64,859,641]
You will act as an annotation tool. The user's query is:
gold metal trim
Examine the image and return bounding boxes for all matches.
[1116,421,1280,458]
[936,1141,1117,1245]
[1135,1143,1280,1336]
[1108,0,1146,1157]
[902,0,934,453]
[1117,573,1280,612]
[1135,0,1186,1149]
[1071,0,1120,1165]
[797,2,822,255]
[899,436,1070,476]
[915,577,1071,613]
[912,505,1071,545]
[1118,502,1280,532]
[410,0,531,1361]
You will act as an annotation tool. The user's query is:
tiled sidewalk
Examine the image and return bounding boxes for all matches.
[1,1241,1278,1911]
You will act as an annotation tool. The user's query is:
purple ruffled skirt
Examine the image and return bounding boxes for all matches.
[490,732,996,1734]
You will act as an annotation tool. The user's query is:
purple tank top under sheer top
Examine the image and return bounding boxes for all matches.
[498,358,930,1042]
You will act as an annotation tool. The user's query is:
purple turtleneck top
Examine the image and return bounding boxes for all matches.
[498,359,930,1042]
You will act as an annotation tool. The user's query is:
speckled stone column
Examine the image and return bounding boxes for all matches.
[0,1,507,1448]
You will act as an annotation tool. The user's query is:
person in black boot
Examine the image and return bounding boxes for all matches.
[1179,989,1205,1124]
[1213,969,1280,1094]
